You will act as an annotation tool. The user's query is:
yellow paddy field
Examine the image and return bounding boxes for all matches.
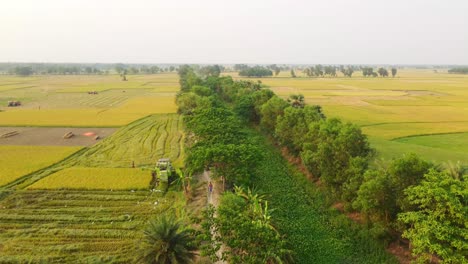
[234,69,468,163]
[0,145,81,187]
[0,74,178,127]
[28,167,152,190]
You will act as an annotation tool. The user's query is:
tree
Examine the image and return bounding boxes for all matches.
[260,96,289,131]
[191,85,212,97]
[176,92,210,115]
[445,161,467,180]
[248,89,275,123]
[353,170,395,223]
[138,215,197,264]
[314,65,323,77]
[178,65,202,92]
[184,106,260,185]
[207,192,292,263]
[14,66,33,76]
[301,118,372,195]
[448,67,468,74]
[274,68,281,76]
[354,153,432,225]
[150,66,160,74]
[324,66,337,77]
[287,94,305,108]
[362,67,375,77]
[388,153,432,212]
[398,170,467,263]
[234,94,256,123]
[391,68,397,77]
[377,67,389,77]
[114,63,125,74]
[290,69,296,78]
[275,105,325,153]
[341,66,354,77]
[239,66,273,77]
[234,64,249,71]
[199,65,221,78]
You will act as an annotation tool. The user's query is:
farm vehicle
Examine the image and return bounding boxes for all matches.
[142,158,190,193]
[147,158,174,192]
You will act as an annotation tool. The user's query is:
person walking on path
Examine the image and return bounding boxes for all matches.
[208,181,213,203]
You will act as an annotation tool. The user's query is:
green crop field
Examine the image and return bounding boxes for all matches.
[64,114,184,168]
[0,189,184,263]
[0,146,81,187]
[235,69,468,163]
[28,167,153,190]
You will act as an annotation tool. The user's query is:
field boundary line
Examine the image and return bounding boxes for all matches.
[390,131,468,141]
[361,120,468,127]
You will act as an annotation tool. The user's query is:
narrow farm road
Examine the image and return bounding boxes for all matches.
[200,170,226,264]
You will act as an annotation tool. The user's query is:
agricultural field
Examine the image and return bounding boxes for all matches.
[0,74,178,127]
[63,114,184,168]
[0,145,81,187]
[235,69,468,163]
[0,110,185,262]
[0,189,184,263]
[0,73,185,262]
[0,127,116,146]
[28,167,152,190]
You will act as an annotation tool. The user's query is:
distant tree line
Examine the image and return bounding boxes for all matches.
[238,66,273,77]
[362,67,397,77]
[0,63,179,76]
[448,67,468,74]
[177,65,467,263]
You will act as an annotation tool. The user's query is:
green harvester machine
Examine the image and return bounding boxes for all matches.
[154,158,173,191]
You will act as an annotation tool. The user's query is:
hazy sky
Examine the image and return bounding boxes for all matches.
[1,0,467,64]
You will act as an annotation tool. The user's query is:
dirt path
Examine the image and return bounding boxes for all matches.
[202,170,221,207]
[199,170,226,264]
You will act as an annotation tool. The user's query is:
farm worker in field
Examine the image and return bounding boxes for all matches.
[132,161,135,168]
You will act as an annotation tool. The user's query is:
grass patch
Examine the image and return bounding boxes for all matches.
[369,136,468,164]
[362,121,468,140]
[395,133,468,157]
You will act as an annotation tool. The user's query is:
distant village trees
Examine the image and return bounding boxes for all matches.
[238,66,273,77]
[0,63,178,75]
[448,67,468,74]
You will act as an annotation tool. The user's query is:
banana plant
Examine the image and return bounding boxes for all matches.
[174,167,191,194]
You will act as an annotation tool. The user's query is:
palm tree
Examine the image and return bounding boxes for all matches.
[288,94,305,108]
[138,215,197,264]
[445,161,467,180]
